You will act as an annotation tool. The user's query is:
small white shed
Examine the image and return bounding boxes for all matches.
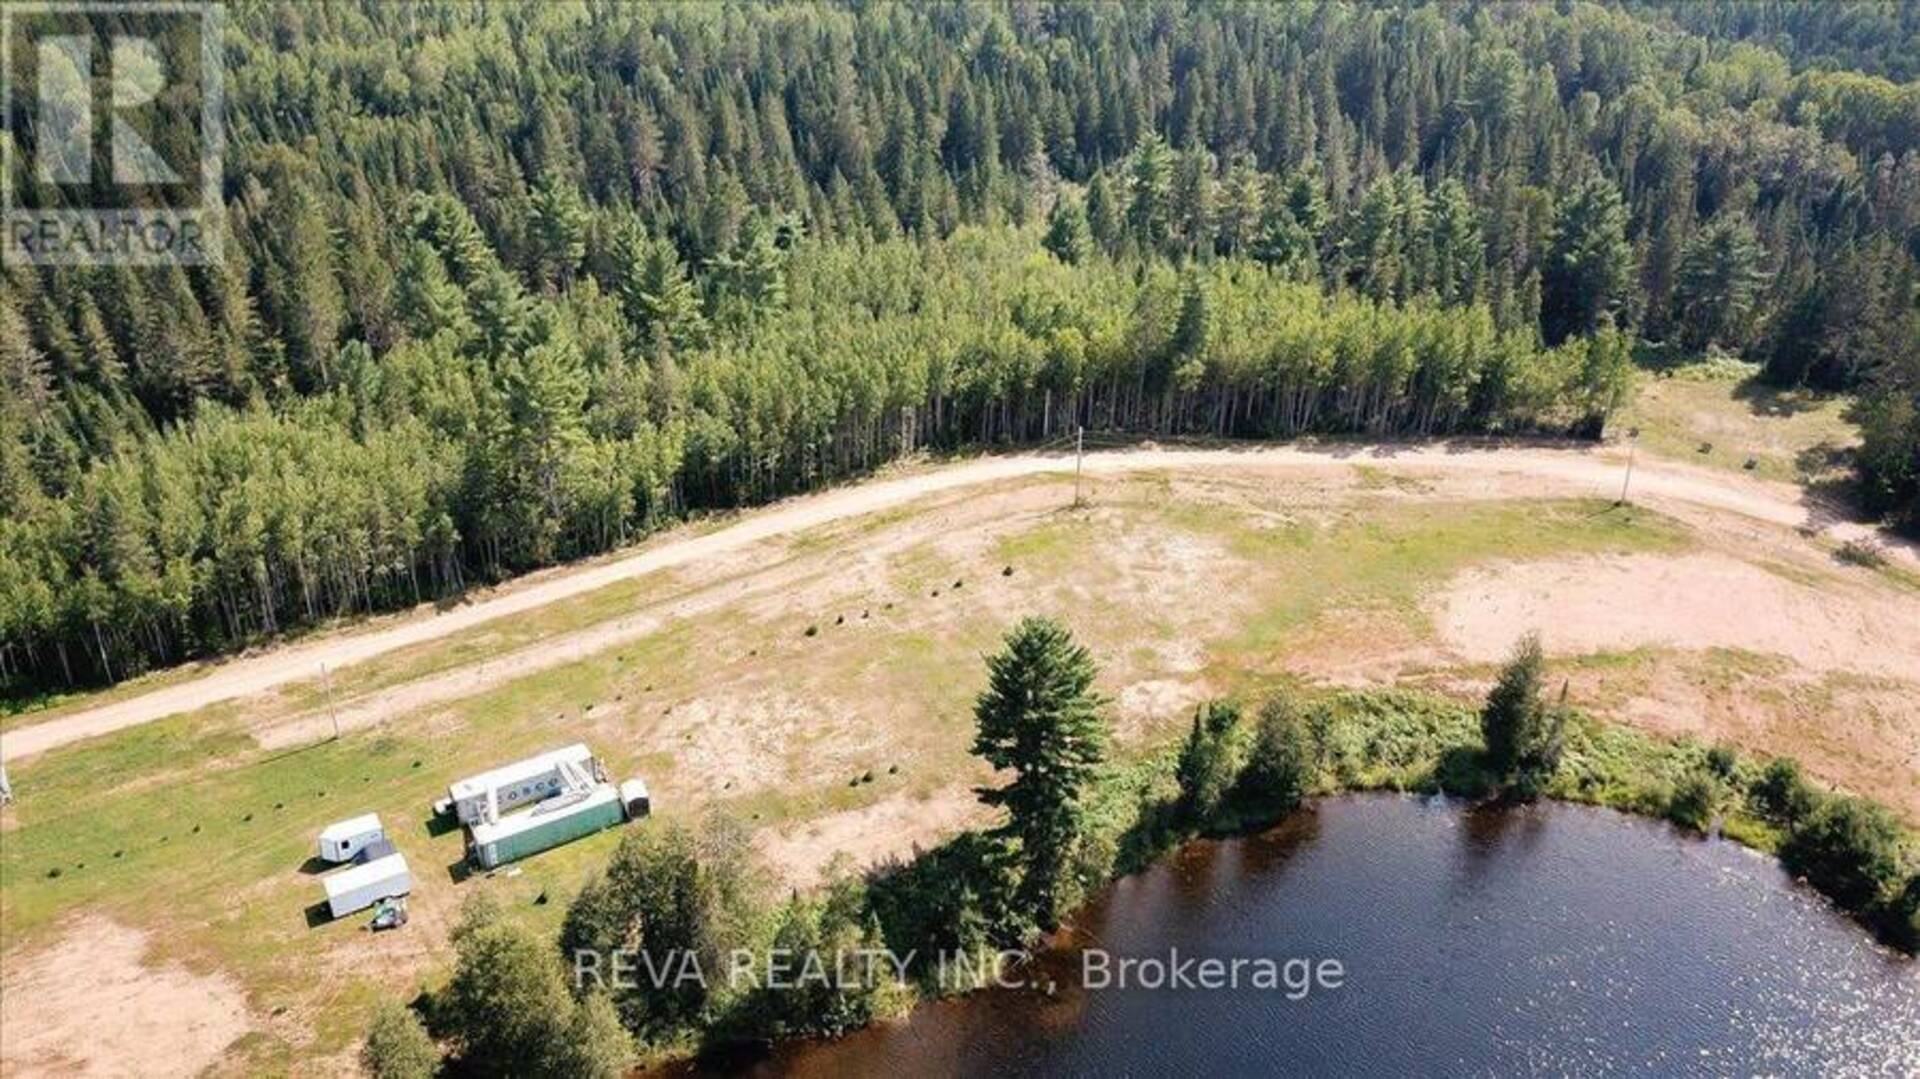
[619,778,651,819]
[317,813,385,864]
[323,852,412,920]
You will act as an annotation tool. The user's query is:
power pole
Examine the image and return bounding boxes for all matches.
[1618,427,1639,505]
[321,663,341,740]
[1073,425,1086,508]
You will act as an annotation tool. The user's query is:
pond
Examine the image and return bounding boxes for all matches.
[731,795,1919,1075]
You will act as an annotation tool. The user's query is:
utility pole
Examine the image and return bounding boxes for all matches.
[1073,425,1086,508]
[321,663,341,740]
[1617,427,1639,505]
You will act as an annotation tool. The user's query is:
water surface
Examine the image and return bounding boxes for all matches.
[742,795,1919,1076]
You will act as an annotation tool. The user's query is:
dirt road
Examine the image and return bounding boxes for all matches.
[3,441,1908,762]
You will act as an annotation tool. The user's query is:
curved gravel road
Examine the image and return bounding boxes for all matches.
[3,441,1908,762]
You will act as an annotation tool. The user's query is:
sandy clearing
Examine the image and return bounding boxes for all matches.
[1434,551,1920,683]
[6,441,1912,762]
[0,917,251,1078]
[755,787,987,890]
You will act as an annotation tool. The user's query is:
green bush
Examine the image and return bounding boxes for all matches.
[868,831,1026,986]
[438,897,632,1077]
[1751,757,1819,825]
[1780,797,1906,913]
[1666,770,1722,832]
[362,1000,440,1079]
[723,875,907,1041]
[549,994,635,1079]
[1889,875,1920,952]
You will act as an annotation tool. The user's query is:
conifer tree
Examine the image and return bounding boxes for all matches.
[1541,177,1634,345]
[1479,632,1568,794]
[971,617,1108,928]
[1042,196,1093,265]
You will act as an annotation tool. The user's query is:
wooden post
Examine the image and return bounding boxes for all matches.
[1618,427,1639,505]
[1073,425,1086,507]
[322,663,341,740]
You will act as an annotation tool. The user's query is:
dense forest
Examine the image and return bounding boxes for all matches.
[3,1,1918,690]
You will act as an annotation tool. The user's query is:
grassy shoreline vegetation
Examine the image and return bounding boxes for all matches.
[362,620,1919,1079]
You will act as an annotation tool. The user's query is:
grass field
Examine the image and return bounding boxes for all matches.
[1617,364,1858,487]
[3,447,1915,1073]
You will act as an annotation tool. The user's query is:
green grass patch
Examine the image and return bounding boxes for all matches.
[1619,369,1858,484]
[1214,498,1691,670]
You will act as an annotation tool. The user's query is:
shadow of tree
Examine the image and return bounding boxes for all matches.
[1432,745,1495,799]
[1733,376,1839,419]
[1113,792,1184,876]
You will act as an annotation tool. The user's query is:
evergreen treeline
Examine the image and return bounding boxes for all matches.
[1628,1,1920,81]
[4,1,1919,689]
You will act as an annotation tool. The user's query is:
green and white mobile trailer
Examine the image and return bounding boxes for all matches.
[468,783,626,869]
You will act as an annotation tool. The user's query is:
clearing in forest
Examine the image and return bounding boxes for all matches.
[3,447,1916,1073]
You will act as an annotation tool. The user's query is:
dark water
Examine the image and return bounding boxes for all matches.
[739,796,1919,1077]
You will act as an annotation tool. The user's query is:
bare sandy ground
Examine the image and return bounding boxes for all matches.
[757,788,988,890]
[0,918,251,1078]
[1436,552,1920,681]
[6,441,1909,762]
[1434,549,1920,818]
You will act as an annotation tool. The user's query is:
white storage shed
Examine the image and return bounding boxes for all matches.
[619,778,651,819]
[323,852,412,919]
[317,813,385,864]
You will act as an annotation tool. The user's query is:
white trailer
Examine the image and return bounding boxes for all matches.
[446,743,597,825]
[323,852,412,920]
[317,813,385,864]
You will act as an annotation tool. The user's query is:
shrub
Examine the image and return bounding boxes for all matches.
[1781,797,1906,913]
[868,830,1026,978]
[548,993,633,1079]
[432,889,637,1075]
[1888,875,1920,952]
[1835,537,1888,568]
[438,911,577,1074]
[1666,770,1721,832]
[1704,744,1738,780]
[362,1000,440,1079]
[1751,757,1819,824]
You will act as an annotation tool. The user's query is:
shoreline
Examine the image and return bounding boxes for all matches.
[632,688,1917,1074]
